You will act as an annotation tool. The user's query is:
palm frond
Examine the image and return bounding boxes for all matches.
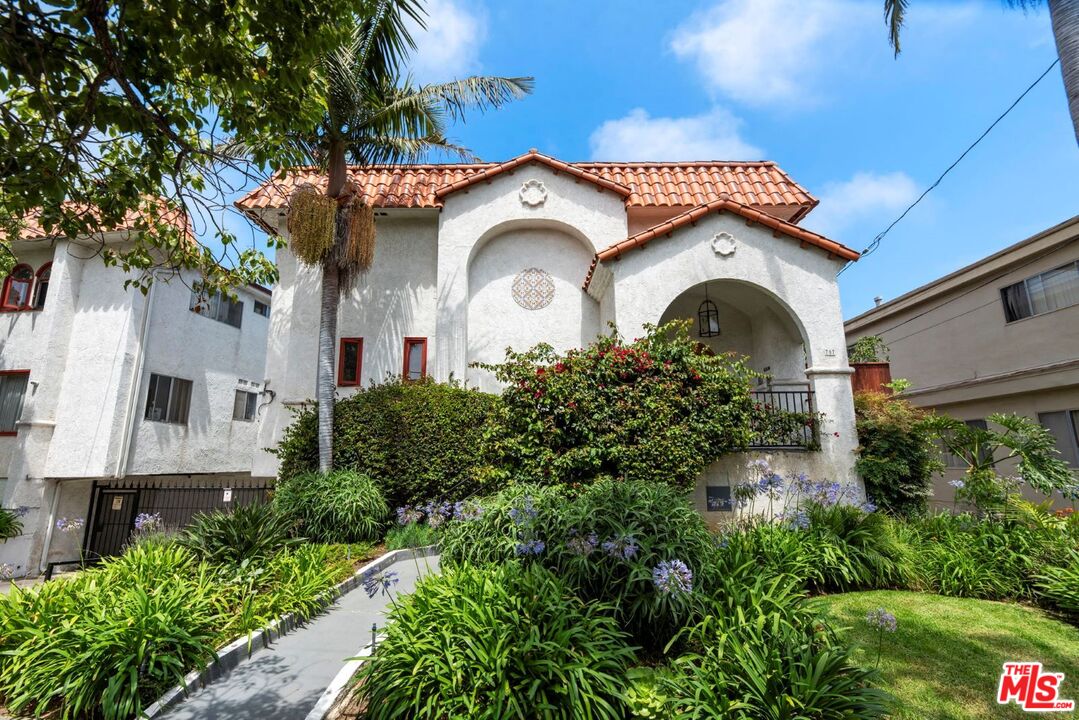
[884,0,909,56]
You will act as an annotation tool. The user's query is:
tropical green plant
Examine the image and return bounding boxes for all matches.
[384,522,438,550]
[1035,549,1079,614]
[855,390,942,516]
[252,5,532,474]
[179,502,299,567]
[359,562,637,719]
[480,321,758,490]
[848,335,889,363]
[0,543,222,720]
[802,503,918,592]
[273,469,388,542]
[0,507,23,541]
[883,0,1078,145]
[659,574,891,720]
[924,413,1079,510]
[274,378,499,506]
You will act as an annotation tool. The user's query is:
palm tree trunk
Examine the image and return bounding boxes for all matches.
[1049,0,1079,146]
[317,141,347,473]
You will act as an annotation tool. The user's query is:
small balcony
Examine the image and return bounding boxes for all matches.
[749,389,819,451]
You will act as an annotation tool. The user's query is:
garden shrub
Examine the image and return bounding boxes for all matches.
[274,378,499,508]
[854,391,941,517]
[479,321,757,490]
[0,507,23,541]
[273,470,388,543]
[1036,549,1079,614]
[360,562,637,720]
[657,573,891,719]
[439,480,715,649]
[0,544,222,720]
[383,522,438,550]
[802,503,917,592]
[179,502,298,567]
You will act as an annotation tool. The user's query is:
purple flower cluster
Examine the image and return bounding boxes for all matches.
[508,496,538,526]
[859,500,878,514]
[515,538,545,556]
[565,530,598,556]
[11,506,29,518]
[948,479,966,490]
[134,512,163,532]
[865,607,898,632]
[757,473,784,498]
[778,509,810,530]
[55,517,84,534]
[424,501,452,529]
[362,570,399,599]
[652,559,693,595]
[601,535,638,560]
[396,505,424,525]
[453,500,484,522]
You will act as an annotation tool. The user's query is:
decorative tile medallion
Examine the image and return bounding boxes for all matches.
[711,231,737,257]
[512,268,555,310]
[519,179,548,208]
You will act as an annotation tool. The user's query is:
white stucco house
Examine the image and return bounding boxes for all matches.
[238,149,864,521]
[0,223,272,576]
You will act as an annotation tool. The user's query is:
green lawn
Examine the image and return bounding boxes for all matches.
[819,591,1079,720]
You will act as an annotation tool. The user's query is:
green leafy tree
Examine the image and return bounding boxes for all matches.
[884,0,1079,145]
[478,321,758,490]
[0,0,377,289]
[924,413,1079,509]
[260,1,531,472]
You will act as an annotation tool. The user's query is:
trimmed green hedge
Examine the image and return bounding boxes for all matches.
[274,378,499,508]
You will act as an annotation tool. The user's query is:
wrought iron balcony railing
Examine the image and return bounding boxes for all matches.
[749,389,819,450]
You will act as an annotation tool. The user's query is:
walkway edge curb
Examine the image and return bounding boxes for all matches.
[142,545,439,718]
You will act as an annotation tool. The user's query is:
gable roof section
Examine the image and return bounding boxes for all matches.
[583,197,860,290]
[234,153,817,217]
[433,149,632,199]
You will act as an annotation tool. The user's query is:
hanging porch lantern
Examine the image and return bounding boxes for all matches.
[697,282,721,337]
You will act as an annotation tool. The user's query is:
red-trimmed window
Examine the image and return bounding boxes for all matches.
[1,264,34,311]
[338,338,363,386]
[0,370,30,435]
[403,337,427,380]
[31,263,51,310]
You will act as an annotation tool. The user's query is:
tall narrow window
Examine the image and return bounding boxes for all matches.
[1,264,33,311]
[338,338,363,386]
[0,371,30,435]
[233,390,258,421]
[403,337,427,380]
[1038,410,1079,468]
[144,373,193,424]
[32,263,51,310]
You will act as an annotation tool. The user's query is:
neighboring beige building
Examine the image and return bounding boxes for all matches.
[845,214,1079,509]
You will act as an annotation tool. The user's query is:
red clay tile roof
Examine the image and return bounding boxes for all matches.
[582,198,860,290]
[7,203,191,242]
[235,151,817,217]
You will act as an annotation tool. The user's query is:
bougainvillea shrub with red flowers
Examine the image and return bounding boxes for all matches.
[477,321,758,490]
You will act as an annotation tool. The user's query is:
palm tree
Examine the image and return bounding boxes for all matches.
[286,1,532,472]
[884,0,1078,145]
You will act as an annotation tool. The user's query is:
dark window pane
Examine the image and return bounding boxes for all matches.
[406,341,424,380]
[246,391,258,419]
[1039,411,1079,468]
[1001,282,1031,322]
[0,374,28,432]
[342,342,359,383]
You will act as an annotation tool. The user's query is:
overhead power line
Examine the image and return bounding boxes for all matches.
[838,57,1061,277]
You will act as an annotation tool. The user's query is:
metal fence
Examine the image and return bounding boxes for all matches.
[84,480,271,560]
[748,389,818,450]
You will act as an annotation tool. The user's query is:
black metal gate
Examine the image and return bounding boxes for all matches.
[85,479,272,559]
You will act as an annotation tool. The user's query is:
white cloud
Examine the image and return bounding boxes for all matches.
[406,0,486,82]
[589,107,763,161]
[803,171,919,239]
[670,0,867,106]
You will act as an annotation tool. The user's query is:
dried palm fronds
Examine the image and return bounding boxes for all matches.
[287,183,336,265]
[345,198,376,273]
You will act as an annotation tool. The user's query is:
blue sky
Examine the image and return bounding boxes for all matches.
[228,0,1078,319]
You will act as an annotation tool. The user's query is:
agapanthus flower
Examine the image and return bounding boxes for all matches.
[423,501,452,529]
[515,538,545,556]
[133,512,163,532]
[453,500,484,522]
[748,458,773,475]
[652,559,693,595]
[396,506,424,525]
[0,563,13,581]
[860,501,878,514]
[12,506,29,518]
[55,517,84,533]
[508,496,538,526]
[779,509,810,530]
[790,472,813,494]
[948,479,966,490]
[565,530,598,556]
[757,473,784,498]
[866,607,898,632]
[362,570,399,599]
[601,535,638,560]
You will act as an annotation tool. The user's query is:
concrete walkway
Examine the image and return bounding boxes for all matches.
[161,554,440,720]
